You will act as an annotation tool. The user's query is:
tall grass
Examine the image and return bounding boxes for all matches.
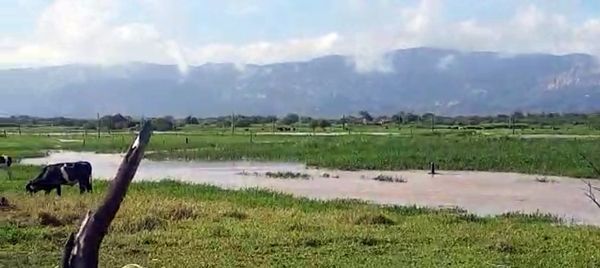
[144,135,598,177]
[1,173,600,267]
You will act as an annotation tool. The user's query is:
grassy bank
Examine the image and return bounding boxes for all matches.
[2,133,600,178]
[1,169,600,267]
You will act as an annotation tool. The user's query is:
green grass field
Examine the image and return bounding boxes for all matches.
[1,166,600,267]
[3,125,600,267]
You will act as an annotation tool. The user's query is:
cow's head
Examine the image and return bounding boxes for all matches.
[25,166,52,194]
[0,156,12,167]
[25,181,38,193]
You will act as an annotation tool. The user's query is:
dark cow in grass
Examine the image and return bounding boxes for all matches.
[26,161,92,196]
[0,155,12,179]
[0,155,12,168]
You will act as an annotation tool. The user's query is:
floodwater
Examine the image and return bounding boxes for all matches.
[21,151,600,226]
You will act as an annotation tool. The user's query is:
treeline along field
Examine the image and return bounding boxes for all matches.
[2,133,600,178]
[6,111,600,135]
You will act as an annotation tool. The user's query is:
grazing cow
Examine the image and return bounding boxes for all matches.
[0,155,12,168]
[0,155,12,179]
[26,161,92,196]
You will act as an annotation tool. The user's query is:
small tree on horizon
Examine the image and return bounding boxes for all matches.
[184,116,199,125]
[359,111,373,123]
[280,113,300,125]
[318,119,331,130]
[309,119,319,133]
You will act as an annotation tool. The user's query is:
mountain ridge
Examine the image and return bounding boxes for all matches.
[1,47,599,118]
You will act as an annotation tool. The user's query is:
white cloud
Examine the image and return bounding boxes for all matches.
[185,33,341,66]
[2,0,600,72]
[0,0,190,72]
[436,54,455,70]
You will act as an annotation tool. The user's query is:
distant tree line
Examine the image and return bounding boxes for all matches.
[4,111,600,131]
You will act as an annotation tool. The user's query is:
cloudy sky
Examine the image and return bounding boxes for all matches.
[1,0,600,72]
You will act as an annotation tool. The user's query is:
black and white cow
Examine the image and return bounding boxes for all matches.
[0,155,12,168]
[26,161,92,196]
[0,155,12,179]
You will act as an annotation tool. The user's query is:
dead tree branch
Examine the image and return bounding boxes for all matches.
[62,122,153,268]
[578,152,600,209]
[584,180,600,209]
[579,152,600,178]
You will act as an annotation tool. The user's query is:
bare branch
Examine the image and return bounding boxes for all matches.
[62,122,153,268]
[583,180,600,209]
[579,152,600,178]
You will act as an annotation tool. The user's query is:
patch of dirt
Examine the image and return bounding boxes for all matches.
[0,197,16,211]
[38,212,64,227]
[354,214,396,225]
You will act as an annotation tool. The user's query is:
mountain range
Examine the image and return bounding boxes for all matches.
[1,47,600,118]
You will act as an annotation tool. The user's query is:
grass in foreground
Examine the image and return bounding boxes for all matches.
[1,168,600,267]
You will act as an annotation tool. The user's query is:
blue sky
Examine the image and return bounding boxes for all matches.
[1,0,600,70]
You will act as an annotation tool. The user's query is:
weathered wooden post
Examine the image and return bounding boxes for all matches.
[510,115,516,135]
[96,113,101,140]
[231,113,236,135]
[61,122,153,268]
[271,119,275,133]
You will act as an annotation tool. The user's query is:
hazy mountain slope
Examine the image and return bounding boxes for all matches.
[1,48,599,117]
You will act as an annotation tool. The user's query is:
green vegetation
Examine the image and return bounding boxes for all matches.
[6,111,600,136]
[372,174,408,183]
[3,114,600,266]
[265,171,311,180]
[2,131,600,178]
[1,169,600,267]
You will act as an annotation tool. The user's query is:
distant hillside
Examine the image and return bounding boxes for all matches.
[1,47,600,117]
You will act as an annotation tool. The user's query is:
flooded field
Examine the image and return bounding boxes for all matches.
[21,151,600,225]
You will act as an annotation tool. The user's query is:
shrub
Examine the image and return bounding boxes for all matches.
[372,174,407,183]
[265,171,311,180]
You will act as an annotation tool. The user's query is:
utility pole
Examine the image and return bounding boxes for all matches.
[431,113,435,133]
[231,113,235,135]
[96,113,101,139]
[511,115,516,135]
[271,118,276,133]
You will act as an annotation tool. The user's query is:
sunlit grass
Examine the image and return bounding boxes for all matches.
[1,171,600,267]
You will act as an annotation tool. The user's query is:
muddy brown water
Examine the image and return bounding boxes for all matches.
[21,151,600,226]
